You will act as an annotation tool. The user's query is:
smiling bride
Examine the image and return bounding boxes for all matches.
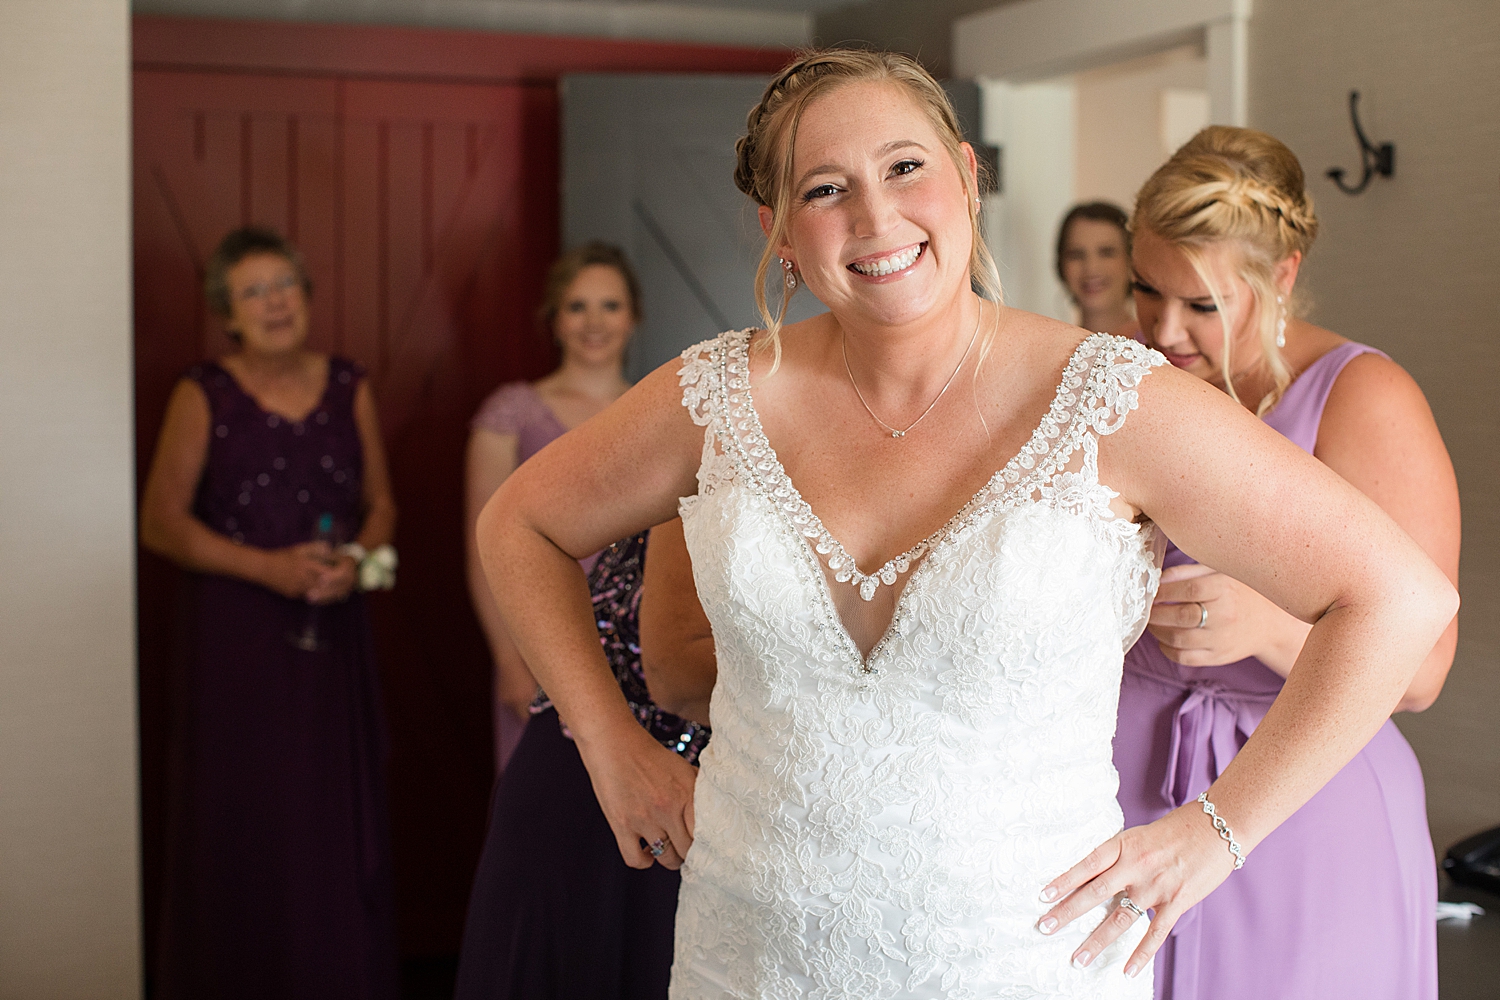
[475,50,1455,1000]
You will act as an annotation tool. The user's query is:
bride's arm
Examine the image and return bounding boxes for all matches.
[1040,363,1457,976]
[476,359,706,869]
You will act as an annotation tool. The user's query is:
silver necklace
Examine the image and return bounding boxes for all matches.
[842,302,983,439]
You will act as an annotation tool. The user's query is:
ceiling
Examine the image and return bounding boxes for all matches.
[132,0,873,47]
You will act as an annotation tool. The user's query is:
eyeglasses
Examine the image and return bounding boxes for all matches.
[236,273,301,302]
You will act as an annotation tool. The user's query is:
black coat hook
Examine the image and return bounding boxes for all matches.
[1327,91,1394,195]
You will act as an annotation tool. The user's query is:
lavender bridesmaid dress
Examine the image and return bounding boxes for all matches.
[1114,341,1438,999]
[471,381,587,772]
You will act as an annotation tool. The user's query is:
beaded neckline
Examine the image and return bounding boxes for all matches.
[720,330,1108,603]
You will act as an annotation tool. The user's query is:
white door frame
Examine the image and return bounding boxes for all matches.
[953,0,1250,127]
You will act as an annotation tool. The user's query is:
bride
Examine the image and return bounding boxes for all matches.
[476,50,1455,999]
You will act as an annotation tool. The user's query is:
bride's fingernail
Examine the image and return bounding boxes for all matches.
[1125,962,1141,978]
[1037,916,1058,934]
[1072,950,1092,969]
[1039,886,1058,902]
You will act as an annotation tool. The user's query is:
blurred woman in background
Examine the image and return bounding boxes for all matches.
[142,226,399,999]
[1115,126,1460,999]
[1056,201,1135,333]
[465,242,639,771]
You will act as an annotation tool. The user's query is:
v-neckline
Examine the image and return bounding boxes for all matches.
[722,330,1107,672]
[218,356,333,426]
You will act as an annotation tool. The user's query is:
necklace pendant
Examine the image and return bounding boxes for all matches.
[891,430,904,438]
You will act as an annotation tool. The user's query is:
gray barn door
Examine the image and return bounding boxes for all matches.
[562,73,826,382]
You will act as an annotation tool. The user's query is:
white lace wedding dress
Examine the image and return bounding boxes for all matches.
[671,329,1166,1000]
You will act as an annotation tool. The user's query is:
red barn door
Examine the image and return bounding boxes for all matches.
[132,14,790,975]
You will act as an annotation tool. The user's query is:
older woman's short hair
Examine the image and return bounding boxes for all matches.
[204,226,312,320]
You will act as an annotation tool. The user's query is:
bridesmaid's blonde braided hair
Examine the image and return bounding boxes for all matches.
[1134,126,1319,414]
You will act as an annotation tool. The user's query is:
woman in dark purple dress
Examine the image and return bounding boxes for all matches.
[455,522,712,1000]
[141,227,400,999]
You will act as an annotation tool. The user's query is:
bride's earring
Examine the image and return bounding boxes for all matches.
[781,257,798,292]
[1276,295,1288,348]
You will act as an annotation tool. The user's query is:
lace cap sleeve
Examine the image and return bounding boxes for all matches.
[677,330,747,427]
[1079,335,1167,436]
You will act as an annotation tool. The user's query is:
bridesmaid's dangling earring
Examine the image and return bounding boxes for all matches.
[1276,295,1288,348]
[781,257,798,292]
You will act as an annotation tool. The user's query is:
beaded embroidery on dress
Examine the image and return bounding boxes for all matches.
[672,329,1166,1000]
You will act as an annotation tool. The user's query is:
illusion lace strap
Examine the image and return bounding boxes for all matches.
[1075,335,1167,438]
[677,336,724,428]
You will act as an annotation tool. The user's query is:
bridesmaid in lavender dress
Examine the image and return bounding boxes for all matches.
[465,242,639,771]
[141,228,399,998]
[1114,128,1461,999]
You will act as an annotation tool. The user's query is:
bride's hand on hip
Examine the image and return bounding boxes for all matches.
[575,716,698,870]
[1036,805,1237,977]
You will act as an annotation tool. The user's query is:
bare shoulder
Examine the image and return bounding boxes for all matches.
[1317,347,1444,462]
[165,375,211,424]
[999,307,1096,370]
[617,343,725,442]
[1322,349,1430,421]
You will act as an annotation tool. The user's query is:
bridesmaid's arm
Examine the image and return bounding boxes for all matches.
[1314,352,1459,711]
[1146,353,1460,712]
[1042,363,1457,977]
[140,378,328,600]
[477,359,705,870]
[465,428,537,724]
[640,518,717,726]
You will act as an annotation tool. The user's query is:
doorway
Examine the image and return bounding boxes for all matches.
[979,44,1209,320]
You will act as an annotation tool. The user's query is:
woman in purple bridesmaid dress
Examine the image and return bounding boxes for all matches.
[1115,127,1461,999]
[465,242,638,772]
[142,228,399,999]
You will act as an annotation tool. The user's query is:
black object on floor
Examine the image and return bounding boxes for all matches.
[1444,826,1500,895]
[402,955,458,1000]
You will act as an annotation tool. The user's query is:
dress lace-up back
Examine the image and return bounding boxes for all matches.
[672,329,1166,999]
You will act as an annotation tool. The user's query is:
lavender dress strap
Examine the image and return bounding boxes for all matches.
[1262,341,1388,450]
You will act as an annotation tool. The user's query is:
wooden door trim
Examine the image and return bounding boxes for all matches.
[133,14,793,84]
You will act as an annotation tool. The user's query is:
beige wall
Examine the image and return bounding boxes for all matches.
[1251,0,1500,856]
[1074,44,1206,213]
[0,1,143,996]
[816,0,1022,76]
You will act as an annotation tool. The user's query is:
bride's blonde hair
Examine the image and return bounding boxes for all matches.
[734,48,1003,369]
[1133,126,1319,414]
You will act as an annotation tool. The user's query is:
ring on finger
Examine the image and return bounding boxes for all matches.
[1118,896,1146,919]
[647,838,668,859]
[1194,601,1209,629]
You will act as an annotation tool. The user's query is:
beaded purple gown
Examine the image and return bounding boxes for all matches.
[1114,341,1438,1000]
[157,357,397,1000]
[454,531,710,1000]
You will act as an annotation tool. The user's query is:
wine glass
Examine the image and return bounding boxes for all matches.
[286,512,341,651]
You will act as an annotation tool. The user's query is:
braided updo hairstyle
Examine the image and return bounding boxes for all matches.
[1133,125,1319,414]
[735,49,1002,367]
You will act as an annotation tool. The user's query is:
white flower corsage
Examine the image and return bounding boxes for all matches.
[338,542,398,591]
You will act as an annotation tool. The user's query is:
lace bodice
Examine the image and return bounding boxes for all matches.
[670,330,1166,1000]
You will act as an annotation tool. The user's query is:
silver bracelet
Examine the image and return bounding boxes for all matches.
[1196,791,1246,870]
